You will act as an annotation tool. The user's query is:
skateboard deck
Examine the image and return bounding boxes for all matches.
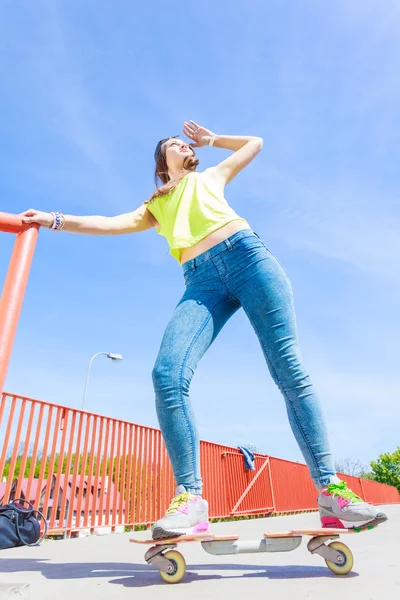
[130,533,239,545]
[264,523,378,538]
[130,522,378,545]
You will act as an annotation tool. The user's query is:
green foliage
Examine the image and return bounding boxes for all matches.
[359,471,374,481]
[370,447,400,492]
[2,452,104,479]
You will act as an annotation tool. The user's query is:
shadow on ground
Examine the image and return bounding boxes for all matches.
[0,558,358,587]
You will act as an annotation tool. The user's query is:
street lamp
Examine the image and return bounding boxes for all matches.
[81,352,123,410]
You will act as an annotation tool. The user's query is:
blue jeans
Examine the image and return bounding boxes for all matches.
[152,229,336,493]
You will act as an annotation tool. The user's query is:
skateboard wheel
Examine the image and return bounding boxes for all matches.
[324,541,354,575]
[159,550,186,584]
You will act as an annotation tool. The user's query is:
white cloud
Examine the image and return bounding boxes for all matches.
[0,1,139,212]
[249,167,400,281]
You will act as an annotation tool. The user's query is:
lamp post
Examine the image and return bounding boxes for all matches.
[81,352,123,410]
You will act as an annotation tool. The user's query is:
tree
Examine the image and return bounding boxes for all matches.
[370,447,400,492]
[334,457,368,477]
[240,443,262,454]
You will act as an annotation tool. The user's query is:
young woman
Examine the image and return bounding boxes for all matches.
[22,120,387,540]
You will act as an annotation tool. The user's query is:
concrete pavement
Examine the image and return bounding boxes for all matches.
[0,504,398,600]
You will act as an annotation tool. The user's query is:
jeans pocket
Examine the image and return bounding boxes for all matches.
[183,266,196,285]
[249,235,292,289]
[233,236,265,253]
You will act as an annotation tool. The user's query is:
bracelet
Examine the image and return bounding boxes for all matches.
[209,133,217,147]
[50,212,65,231]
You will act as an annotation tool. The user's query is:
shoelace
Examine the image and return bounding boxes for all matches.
[166,492,193,515]
[327,480,362,503]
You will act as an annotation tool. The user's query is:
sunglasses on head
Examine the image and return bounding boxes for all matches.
[154,135,180,160]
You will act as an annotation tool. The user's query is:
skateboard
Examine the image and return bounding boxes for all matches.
[130,522,380,583]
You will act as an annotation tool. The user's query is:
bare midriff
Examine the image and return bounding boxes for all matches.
[180,219,251,266]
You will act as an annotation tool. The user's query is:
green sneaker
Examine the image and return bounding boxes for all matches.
[318,478,388,529]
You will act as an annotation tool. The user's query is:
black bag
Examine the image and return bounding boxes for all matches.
[0,499,47,550]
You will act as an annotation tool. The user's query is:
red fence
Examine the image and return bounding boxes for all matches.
[0,392,398,536]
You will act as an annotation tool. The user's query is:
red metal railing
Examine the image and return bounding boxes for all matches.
[1,392,399,537]
[0,212,39,394]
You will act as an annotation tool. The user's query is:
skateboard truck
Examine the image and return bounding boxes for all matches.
[145,544,178,574]
[307,534,344,563]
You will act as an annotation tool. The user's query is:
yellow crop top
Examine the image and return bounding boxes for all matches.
[146,168,249,263]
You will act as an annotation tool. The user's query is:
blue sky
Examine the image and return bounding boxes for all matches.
[1,0,399,471]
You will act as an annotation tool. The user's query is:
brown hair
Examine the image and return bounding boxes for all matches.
[145,137,200,204]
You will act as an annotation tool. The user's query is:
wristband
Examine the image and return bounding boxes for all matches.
[209,134,217,147]
[50,212,65,231]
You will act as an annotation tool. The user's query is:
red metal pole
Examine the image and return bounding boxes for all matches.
[0,217,39,393]
[0,212,25,235]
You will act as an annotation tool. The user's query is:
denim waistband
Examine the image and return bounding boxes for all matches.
[181,229,260,274]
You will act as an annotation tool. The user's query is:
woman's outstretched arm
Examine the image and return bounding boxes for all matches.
[20,203,159,235]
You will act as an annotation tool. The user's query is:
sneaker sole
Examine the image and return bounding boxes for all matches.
[152,526,184,540]
[321,512,388,531]
[349,512,388,529]
[152,522,210,541]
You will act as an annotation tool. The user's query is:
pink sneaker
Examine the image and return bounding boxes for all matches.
[318,479,388,529]
[151,485,210,540]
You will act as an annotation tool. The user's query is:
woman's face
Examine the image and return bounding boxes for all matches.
[164,138,194,172]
